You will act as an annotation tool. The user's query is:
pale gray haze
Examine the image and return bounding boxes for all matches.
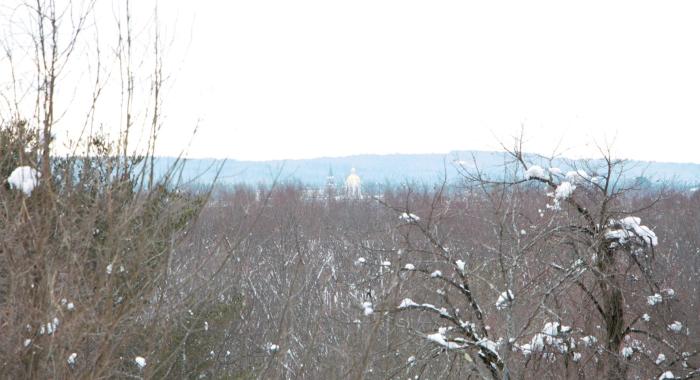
[2,1,700,163]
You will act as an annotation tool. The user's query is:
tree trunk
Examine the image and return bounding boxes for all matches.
[599,247,626,379]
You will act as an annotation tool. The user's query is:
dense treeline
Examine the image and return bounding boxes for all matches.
[3,147,698,378]
[168,177,699,379]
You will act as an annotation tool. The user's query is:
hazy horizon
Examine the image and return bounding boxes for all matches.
[3,0,700,164]
[166,149,700,166]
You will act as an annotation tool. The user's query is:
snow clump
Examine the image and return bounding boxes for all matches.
[647,294,663,306]
[426,327,465,350]
[524,165,547,180]
[668,321,683,333]
[399,212,420,223]
[606,216,658,247]
[580,335,597,347]
[521,322,572,355]
[362,301,374,316]
[265,343,280,353]
[398,298,419,309]
[621,346,633,358]
[455,259,466,273]
[134,356,147,369]
[7,166,40,196]
[495,290,514,310]
[656,353,666,364]
[554,181,576,200]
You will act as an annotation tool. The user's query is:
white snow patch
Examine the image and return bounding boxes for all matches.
[495,290,514,310]
[134,356,147,369]
[621,346,633,358]
[525,165,547,180]
[573,352,582,362]
[67,353,77,365]
[607,216,658,247]
[523,322,572,355]
[642,313,651,322]
[381,261,391,267]
[399,298,419,309]
[7,166,40,196]
[554,181,576,200]
[647,294,663,306]
[656,353,666,364]
[580,336,598,348]
[455,259,466,273]
[426,329,465,350]
[356,257,366,265]
[45,318,59,335]
[266,343,280,353]
[404,263,415,271]
[362,301,374,316]
[477,338,499,355]
[668,321,683,333]
[407,355,416,364]
[399,212,421,223]
[106,264,113,274]
[23,339,31,347]
[659,371,674,379]
[430,270,442,278]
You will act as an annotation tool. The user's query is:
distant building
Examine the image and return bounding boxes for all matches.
[325,166,337,197]
[345,168,362,199]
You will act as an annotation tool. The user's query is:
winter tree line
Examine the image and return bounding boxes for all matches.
[161,150,697,380]
[2,133,698,379]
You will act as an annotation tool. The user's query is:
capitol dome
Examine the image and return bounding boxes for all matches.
[345,168,362,198]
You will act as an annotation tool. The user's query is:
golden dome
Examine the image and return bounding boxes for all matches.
[345,168,362,198]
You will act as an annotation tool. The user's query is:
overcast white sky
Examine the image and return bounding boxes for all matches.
[4,1,700,163]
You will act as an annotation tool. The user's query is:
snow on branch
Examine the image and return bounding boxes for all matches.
[399,212,421,223]
[426,327,468,350]
[554,181,576,201]
[605,216,658,248]
[397,298,451,318]
[524,165,547,180]
[517,322,573,356]
[495,290,514,311]
[7,166,40,196]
